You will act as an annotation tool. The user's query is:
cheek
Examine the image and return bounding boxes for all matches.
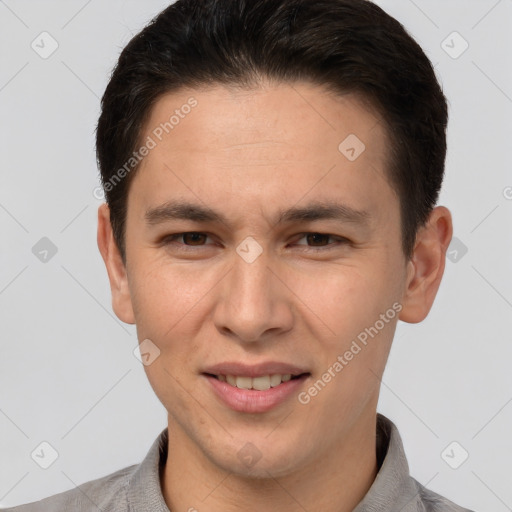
[297,266,387,337]
[295,261,404,385]
[302,267,400,414]
[128,258,208,340]
[129,262,208,402]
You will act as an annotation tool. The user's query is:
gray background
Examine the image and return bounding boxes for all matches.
[0,1,511,510]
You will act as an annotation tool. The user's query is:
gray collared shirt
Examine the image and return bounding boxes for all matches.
[2,414,475,511]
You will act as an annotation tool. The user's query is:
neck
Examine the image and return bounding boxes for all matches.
[162,408,379,512]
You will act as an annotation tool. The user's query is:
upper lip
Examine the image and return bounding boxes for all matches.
[203,361,310,378]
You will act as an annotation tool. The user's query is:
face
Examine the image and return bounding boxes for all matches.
[100,82,436,479]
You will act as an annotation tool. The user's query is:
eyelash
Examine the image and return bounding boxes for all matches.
[160,232,349,251]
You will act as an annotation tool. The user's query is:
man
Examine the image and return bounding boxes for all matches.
[4,0,475,510]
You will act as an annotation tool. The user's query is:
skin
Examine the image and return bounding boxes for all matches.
[97,81,452,512]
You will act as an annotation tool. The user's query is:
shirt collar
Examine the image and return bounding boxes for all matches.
[127,426,170,511]
[354,413,421,511]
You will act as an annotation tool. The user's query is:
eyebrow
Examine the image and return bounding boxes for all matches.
[144,199,370,228]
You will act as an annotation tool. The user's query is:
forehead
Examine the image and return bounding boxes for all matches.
[129,82,397,225]
[142,82,387,157]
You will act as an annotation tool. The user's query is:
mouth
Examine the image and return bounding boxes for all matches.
[204,372,309,391]
[203,371,311,413]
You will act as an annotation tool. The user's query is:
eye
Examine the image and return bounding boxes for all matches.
[292,232,349,249]
[161,232,214,248]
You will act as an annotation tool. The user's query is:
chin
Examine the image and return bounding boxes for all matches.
[210,440,304,480]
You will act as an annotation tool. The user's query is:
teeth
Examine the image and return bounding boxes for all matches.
[252,375,270,391]
[218,373,295,390]
[236,376,252,390]
[269,374,282,387]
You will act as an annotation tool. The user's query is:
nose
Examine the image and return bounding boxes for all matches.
[212,246,294,344]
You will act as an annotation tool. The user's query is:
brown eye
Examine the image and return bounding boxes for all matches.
[161,232,213,248]
[293,233,349,249]
[306,233,331,246]
[181,232,208,245]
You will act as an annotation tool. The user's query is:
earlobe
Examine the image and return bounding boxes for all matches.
[399,206,453,324]
[97,204,136,324]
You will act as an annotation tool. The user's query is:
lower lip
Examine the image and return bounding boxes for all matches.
[204,374,309,413]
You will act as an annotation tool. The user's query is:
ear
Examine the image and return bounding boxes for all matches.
[399,206,453,323]
[97,204,135,324]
